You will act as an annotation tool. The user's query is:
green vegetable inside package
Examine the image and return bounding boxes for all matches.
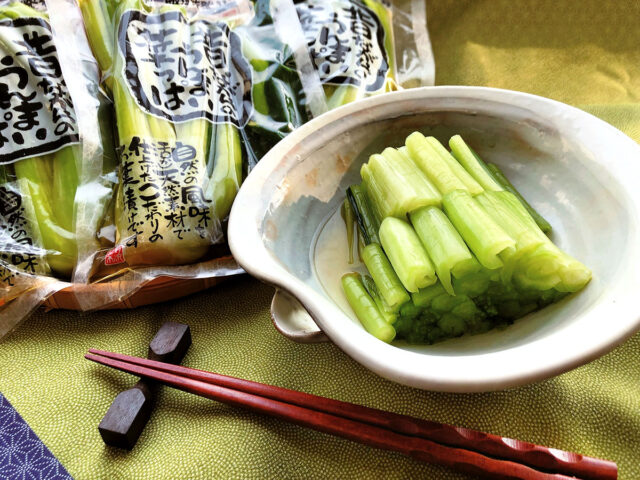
[341,133,591,345]
[75,0,432,280]
[240,0,433,162]
[235,0,311,164]
[78,0,255,272]
[0,2,78,284]
[0,0,433,322]
[295,0,399,107]
[0,0,103,329]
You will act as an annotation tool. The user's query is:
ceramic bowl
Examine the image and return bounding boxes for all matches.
[228,86,640,392]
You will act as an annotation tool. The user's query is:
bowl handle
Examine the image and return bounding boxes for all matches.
[270,289,329,343]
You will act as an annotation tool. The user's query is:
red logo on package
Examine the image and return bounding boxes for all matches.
[105,245,125,266]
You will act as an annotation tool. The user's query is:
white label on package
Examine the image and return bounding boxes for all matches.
[296,0,389,93]
[0,17,79,164]
[118,9,252,127]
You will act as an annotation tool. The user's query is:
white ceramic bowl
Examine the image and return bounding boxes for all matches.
[228,86,640,392]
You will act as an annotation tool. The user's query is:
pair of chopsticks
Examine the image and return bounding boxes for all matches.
[86,350,617,480]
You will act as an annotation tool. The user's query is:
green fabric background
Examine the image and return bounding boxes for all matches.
[2,0,640,478]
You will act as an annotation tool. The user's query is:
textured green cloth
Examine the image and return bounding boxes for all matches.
[2,0,640,478]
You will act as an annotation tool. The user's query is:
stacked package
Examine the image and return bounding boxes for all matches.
[0,0,433,331]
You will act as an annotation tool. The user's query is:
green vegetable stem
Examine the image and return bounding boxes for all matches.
[486,162,552,234]
[378,216,436,293]
[0,2,78,278]
[361,243,409,311]
[341,273,396,343]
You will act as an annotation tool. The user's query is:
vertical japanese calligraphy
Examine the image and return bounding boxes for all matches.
[105,5,248,267]
[0,181,48,285]
[118,9,252,127]
[296,0,389,93]
[0,17,79,164]
[119,136,213,251]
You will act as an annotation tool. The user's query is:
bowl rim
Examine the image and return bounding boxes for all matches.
[228,85,640,392]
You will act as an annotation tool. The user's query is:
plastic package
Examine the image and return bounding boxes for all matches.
[241,0,435,161]
[2,0,435,320]
[75,0,435,310]
[73,0,253,310]
[0,0,104,333]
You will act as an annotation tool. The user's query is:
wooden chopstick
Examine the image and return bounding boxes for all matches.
[88,349,616,480]
[86,350,616,480]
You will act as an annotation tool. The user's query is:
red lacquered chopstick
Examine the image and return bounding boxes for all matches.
[88,349,616,480]
[85,352,571,480]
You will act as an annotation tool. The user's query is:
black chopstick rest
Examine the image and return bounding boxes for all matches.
[98,322,191,449]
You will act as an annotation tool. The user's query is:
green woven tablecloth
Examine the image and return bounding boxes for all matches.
[2,1,640,478]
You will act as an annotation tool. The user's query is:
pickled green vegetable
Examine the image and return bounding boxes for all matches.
[341,133,591,344]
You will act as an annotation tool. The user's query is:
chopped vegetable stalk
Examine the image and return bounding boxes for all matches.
[475,190,550,284]
[411,283,446,307]
[359,163,384,222]
[361,243,409,311]
[340,198,356,264]
[409,206,478,295]
[477,190,544,240]
[554,249,593,292]
[361,147,441,219]
[341,133,591,345]
[477,190,590,292]
[362,275,397,324]
[449,135,503,192]
[510,244,562,291]
[357,229,365,263]
[451,270,491,298]
[451,254,483,280]
[349,183,410,309]
[341,273,396,343]
[405,132,467,195]
[486,163,552,234]
[425,137,484,195]
[378,217,436,292]
[346,185,380,245]
[442,190,515,270]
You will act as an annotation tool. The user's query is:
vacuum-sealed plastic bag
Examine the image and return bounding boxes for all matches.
[388,0,435,89]
[72,0,434,310]
[235,0,314,164]
[1,0,434,321]
[73,0,252,309]
[0,0,104,333]
[241,0,435,162]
